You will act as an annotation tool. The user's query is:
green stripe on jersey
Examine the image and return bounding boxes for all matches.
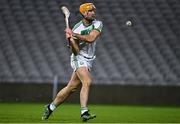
[72,21,83,31]
[73,20,103,34]
[81,25,94,35]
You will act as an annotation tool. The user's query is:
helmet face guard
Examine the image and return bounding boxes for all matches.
[79,3,96,15]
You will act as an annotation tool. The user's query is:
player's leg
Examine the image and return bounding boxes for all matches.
[76,67,96,121]
[76,67,91,108]
[53,72,81,106]
[42,71,81,120]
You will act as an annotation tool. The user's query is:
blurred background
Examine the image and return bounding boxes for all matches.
[0,0,180,106]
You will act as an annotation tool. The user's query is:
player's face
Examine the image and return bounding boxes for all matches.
[84,9,96,21]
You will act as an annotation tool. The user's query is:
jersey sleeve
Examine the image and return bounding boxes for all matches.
[93,21,103,33]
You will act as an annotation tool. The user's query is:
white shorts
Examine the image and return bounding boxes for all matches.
[70,54,95,71]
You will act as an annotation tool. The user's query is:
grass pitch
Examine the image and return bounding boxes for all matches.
[0,103,180,123]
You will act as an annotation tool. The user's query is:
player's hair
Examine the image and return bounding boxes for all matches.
[79,3,96,15]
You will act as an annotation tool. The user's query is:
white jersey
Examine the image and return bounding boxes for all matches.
[72,19,103,58]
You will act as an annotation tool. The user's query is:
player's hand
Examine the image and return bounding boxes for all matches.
[65,28,73,39]
[66,32,71,39]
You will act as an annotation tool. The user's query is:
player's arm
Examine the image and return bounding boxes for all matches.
[72,21,103,43]
[69,37,79,55]
[67,21,103,43]
[65,28,80,55]
[72,30,101,43]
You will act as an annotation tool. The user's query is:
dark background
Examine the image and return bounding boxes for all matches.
[0,0,180,106]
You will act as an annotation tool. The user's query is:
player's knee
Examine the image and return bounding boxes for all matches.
[67,84,78,93]
[82,78,92,87]
[70,86,78,92]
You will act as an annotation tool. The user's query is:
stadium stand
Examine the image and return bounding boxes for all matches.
[0,0,180,86]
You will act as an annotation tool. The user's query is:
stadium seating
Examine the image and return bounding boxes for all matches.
[0,0,180,85]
